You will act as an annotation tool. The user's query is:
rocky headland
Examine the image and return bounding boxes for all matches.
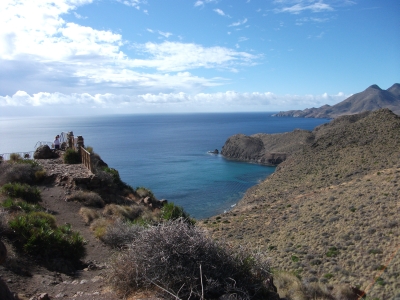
[203,109,400,299]
[273,83,400,118]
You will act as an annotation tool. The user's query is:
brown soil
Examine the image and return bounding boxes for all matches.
[0,160,122,300]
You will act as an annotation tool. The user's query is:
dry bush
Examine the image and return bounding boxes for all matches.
[303,282,334,300]
[0,162,41,186]
[66,191,105,208]
[331,285,360,300]
[79,207,100,224]
[109,219,273,300]
[103,204,143,221]
[273,271,308,300]
[102,218,143,248]
[90,218,113,240]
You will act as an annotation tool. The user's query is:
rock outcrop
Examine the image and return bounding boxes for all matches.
[33,145,58,159]
[221,129,314,166]
[273,83,400,118]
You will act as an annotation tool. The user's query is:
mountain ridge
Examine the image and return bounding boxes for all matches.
[273,83,400,118]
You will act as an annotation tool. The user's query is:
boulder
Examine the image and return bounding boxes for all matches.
[33,145,57,159]
[208,149,219,154]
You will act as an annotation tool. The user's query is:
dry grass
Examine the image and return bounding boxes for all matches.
[90,218,113,240]
[66,190,105,208]
[102,203,143,221]
[79,207,100,224]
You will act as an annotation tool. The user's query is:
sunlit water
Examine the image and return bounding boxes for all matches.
[0,113,329,219]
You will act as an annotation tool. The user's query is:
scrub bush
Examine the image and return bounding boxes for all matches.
[9,211,85,261]
[63,149,81,164]
[1,182,41,203]
[161,202,195,225]
[1,198,42,213]
[109,219,272,299]
[102,218,143,248]
[0,161,43,185]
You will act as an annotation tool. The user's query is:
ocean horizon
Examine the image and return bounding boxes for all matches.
[0,112,329,219]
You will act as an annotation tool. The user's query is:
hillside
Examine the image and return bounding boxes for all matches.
[273,83,400,118]
[203,109,400,299]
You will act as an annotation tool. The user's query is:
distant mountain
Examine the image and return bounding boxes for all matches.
[273,83,400,118]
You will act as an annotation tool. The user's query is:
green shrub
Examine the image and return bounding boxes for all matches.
[326,246,339,257]
[161,202,195,224]
[291,255,299,262]
[323,273,334,279]
[1,198,42,213]
[109,219,273,299]
[85,146,94,154]
[1,182,41,203]
[9,211,85,261]
[63,149,81,164]
[101,167,134,193]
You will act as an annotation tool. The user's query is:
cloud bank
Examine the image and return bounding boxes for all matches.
[0,90,349,115]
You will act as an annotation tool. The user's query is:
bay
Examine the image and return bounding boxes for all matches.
[0,113,329,219]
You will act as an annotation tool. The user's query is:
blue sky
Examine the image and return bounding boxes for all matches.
[0,0,399,116]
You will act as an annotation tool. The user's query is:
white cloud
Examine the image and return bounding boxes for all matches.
[273,0,355,14]
[0,0,260,97]
[229,18,248,27]
[194,0,217,7]
[276,2,333,14]
[158,31,173,38]
[214,8,226,16]
[0,90,349,113]
[117,0,145,9]
[128,41,259,72]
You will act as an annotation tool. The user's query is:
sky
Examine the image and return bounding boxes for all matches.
[0,0,399,116]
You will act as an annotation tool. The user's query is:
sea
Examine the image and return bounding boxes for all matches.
[0,113,329,219]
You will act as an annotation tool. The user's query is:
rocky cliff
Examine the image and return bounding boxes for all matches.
[221,129,314,166]
[273,83,400,118]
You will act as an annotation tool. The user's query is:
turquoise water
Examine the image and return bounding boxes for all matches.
[0,113,329,219]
